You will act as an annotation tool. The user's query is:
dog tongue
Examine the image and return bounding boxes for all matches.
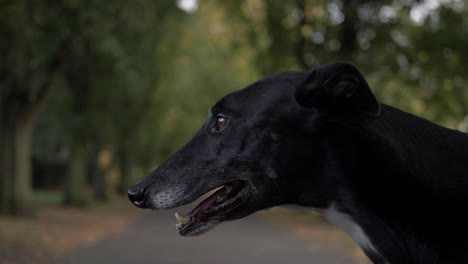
[188,186,227,217]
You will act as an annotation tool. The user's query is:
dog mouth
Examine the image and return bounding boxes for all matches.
[174,180,250,236]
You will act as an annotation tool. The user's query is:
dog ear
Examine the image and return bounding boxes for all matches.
[295,62,381,117]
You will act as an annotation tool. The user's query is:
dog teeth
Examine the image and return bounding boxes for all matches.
[175,212,189,225]
[225,186,232,194]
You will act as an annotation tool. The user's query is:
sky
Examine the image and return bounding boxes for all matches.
[177,0,198,14]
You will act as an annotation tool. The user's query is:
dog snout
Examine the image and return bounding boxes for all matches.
[127,185,147,208]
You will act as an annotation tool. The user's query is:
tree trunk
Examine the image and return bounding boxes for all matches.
[11,114,35,215]
[118,149,133,195]
[295,0,309,70]
[63,144,89,206]
[0,90,51,216]
[93,137,112,201]
[340,0,358,60]
[0,120,13,214]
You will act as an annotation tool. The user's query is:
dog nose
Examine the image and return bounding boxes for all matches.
[127,186,146,208]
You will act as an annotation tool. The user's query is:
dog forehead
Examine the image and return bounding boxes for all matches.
[217,71,308,114]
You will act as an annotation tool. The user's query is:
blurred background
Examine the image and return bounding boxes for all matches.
[0,0,467,263]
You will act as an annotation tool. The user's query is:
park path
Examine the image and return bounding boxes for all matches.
[58,205,363,264]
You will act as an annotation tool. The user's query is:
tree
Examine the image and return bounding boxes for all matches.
[233,0,467,128]
[0,1,67,215]
[30,1,185,203]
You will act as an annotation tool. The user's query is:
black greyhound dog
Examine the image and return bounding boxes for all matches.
[128,62,468,264]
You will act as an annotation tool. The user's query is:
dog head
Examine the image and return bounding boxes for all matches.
[128,62,380,236]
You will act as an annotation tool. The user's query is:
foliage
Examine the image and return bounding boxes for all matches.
[236,0,468,127]
[0,0,466,214]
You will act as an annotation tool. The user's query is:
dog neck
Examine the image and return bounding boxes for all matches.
[296,104,468,263]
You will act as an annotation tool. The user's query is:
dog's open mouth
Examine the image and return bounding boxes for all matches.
[174,180,249,236]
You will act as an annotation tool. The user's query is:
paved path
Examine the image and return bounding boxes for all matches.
[58,206,361,264]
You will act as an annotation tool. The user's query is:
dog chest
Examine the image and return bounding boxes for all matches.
[322,204,388,263]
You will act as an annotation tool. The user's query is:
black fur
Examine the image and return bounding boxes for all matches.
[129,62,468,263]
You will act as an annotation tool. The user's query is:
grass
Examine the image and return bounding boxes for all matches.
[32,190,62,207]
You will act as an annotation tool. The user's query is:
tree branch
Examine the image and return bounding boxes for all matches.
[19,41,68,124]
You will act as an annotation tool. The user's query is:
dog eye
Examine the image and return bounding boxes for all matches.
[216,115,227,130]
